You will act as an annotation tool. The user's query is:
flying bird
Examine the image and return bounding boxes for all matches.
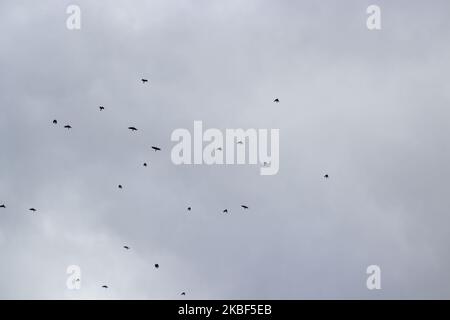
[52,120,57,124]
[99,106,105,111]
[0,204,5,208]
[241,205,249,210]
[324,174,329,179]
[118,185,123,189]
[64,125,72,129]
[223,209,228,214]
[154,264,159,269]
[141,78,148,84]
[181,292,186,296]
[187,207,191,211]
[128,127,138,131]
[274,98,280,103]
[143,163,148,167]
[102,285,108,289]
[123,246,130,250]
[29,208,37,212]
[151,146,161,152]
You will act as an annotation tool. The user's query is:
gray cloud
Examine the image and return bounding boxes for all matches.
[1,0,450,299]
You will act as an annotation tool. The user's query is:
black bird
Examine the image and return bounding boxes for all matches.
[0,204,5,208]
[223,209,228,214]
[273,98,280,103]
[64,125,72,129]
[143,163,148,167]
[181,292,186,296]
[99,106,105,111]
[151,146,161,152]
[118,185,123,189]
[154,264,159,269]
[141,78,148,84]
[29,208,37,212]
[102,285,108,289]
[187,207,191,211]
[324,174,329,179]
[123,246,130,250]
[53,120,57,124]
[241,205,249,210]
[128,126,138,131]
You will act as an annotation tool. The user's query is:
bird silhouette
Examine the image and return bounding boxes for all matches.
[52,120,57,125]
[324,174,329,179]
[123,246,130,250]
[64,125,72,129]
[154,264,159,269]
[241,205,249,209]
[128,127,138,131]
[181,292,186,296]
[151,146,161,152]
[143,163,148,167]
[187,207,191,211]
[102,285,108,289]
[0,204,5,208]
[118,185,123,189]
[274,98,280,103]
[141,79,148,84]
[99,106,105,111]
[223,209,228,214]
[29,208,37,212]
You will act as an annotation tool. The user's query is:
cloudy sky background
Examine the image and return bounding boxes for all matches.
[1,0,450,299]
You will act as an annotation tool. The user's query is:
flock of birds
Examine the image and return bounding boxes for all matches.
[0,82,330,297]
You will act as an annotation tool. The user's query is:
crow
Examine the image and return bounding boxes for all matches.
[102,285,108,289]
[123,246,130,250]
[223,209,228,214]
[181,292,186,296]
[274,98,279,103]
[53,120,57,124]
[118,185,123,189]
[29,208,37,212]
[143,163,148,167]
[324,174,329,179]
[64,125,72,129]
[187,207,191,211]
[141,79,148,84]
[99,106,105,111]
[151,146,161,152]
[128,127,138,131]
[241,205,249,209]
[0,204,5,208]
[154,264,159,269]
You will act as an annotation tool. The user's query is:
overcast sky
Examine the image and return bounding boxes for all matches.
[1,0,450,299]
